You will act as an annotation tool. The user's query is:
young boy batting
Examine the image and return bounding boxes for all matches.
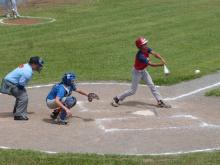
[112,37,171,108]
[46,72,99,125]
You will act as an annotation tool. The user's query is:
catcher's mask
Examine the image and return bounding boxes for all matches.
[62,72,76,87]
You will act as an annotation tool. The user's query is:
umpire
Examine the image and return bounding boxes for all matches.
[0,56,44,120]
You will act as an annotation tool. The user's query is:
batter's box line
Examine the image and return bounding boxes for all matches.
[96,115,220,133]
[77,101,105,112]
[77,101,89,112]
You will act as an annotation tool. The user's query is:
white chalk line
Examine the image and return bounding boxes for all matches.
[0,16,56,26]
[96,117,139,121]
[1,145,220,156]
[164,82,220,101]
[141,147,220,156]
[0,146,10,149]
[0,146,57,154]
[132,110,155,116]
[96,114,220,133]
[77,101,89,112]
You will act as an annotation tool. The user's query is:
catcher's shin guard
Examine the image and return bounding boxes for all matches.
[63,96,77,109]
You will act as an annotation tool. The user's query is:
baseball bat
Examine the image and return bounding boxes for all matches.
[164,65,170,76]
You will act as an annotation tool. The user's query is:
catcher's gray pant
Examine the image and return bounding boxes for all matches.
[4,0,19,15]
[0,79,28,117]
[117,68,163,101]
[46,97,66,109]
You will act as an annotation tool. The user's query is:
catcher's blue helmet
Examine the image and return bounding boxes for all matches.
[62,72,76,86]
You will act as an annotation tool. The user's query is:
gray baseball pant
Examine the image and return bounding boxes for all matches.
[0,79,28,117]
[46,97,67,109]
[4,0,19,15]
[118,68,163,101]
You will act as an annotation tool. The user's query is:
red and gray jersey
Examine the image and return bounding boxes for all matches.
[134,48,152,70]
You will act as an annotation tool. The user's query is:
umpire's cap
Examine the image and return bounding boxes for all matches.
[29,56,44,72]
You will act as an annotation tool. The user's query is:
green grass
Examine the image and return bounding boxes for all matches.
[1,149,220,165]
[205,87,220,96]
[0,0,219,85]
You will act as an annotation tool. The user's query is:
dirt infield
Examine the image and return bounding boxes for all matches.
[0,16,56,25]
[23,0,82,6]
[2,17,40,25]
[0,72,220,155]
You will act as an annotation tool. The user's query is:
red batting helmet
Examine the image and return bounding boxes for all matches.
[135,37,148,48]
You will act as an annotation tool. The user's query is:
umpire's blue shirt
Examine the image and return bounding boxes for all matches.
[5,63,33,86]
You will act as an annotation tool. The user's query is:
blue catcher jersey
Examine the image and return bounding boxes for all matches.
[47,83,76,100]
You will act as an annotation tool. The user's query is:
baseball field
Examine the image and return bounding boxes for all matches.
[0,0,220,164]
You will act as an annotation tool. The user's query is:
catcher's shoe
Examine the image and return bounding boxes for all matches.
[111,97,120,107]
[58,118,68,125]
[59,120,68,125]
[158,100,171,108]
[52,117,68,125]
[50,110,59,120]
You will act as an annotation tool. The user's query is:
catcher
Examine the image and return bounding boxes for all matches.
[46,72,99,125]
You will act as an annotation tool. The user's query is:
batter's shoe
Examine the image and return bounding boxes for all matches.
[14,116,29,120]
[111,97,120,107]
[50,110,59,119]
[158,100,171,108]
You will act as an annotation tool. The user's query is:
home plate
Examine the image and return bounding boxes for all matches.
[132,110,155,116]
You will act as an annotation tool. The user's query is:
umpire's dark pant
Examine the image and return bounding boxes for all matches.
[0,79,28,117]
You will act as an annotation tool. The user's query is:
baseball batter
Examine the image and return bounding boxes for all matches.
[112,37,171,108]
[4,0,20,18]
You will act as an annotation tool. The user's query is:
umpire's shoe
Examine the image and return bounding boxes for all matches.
[14,116,29,120]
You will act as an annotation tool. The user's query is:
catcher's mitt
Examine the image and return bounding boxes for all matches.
[88,93,99,102]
